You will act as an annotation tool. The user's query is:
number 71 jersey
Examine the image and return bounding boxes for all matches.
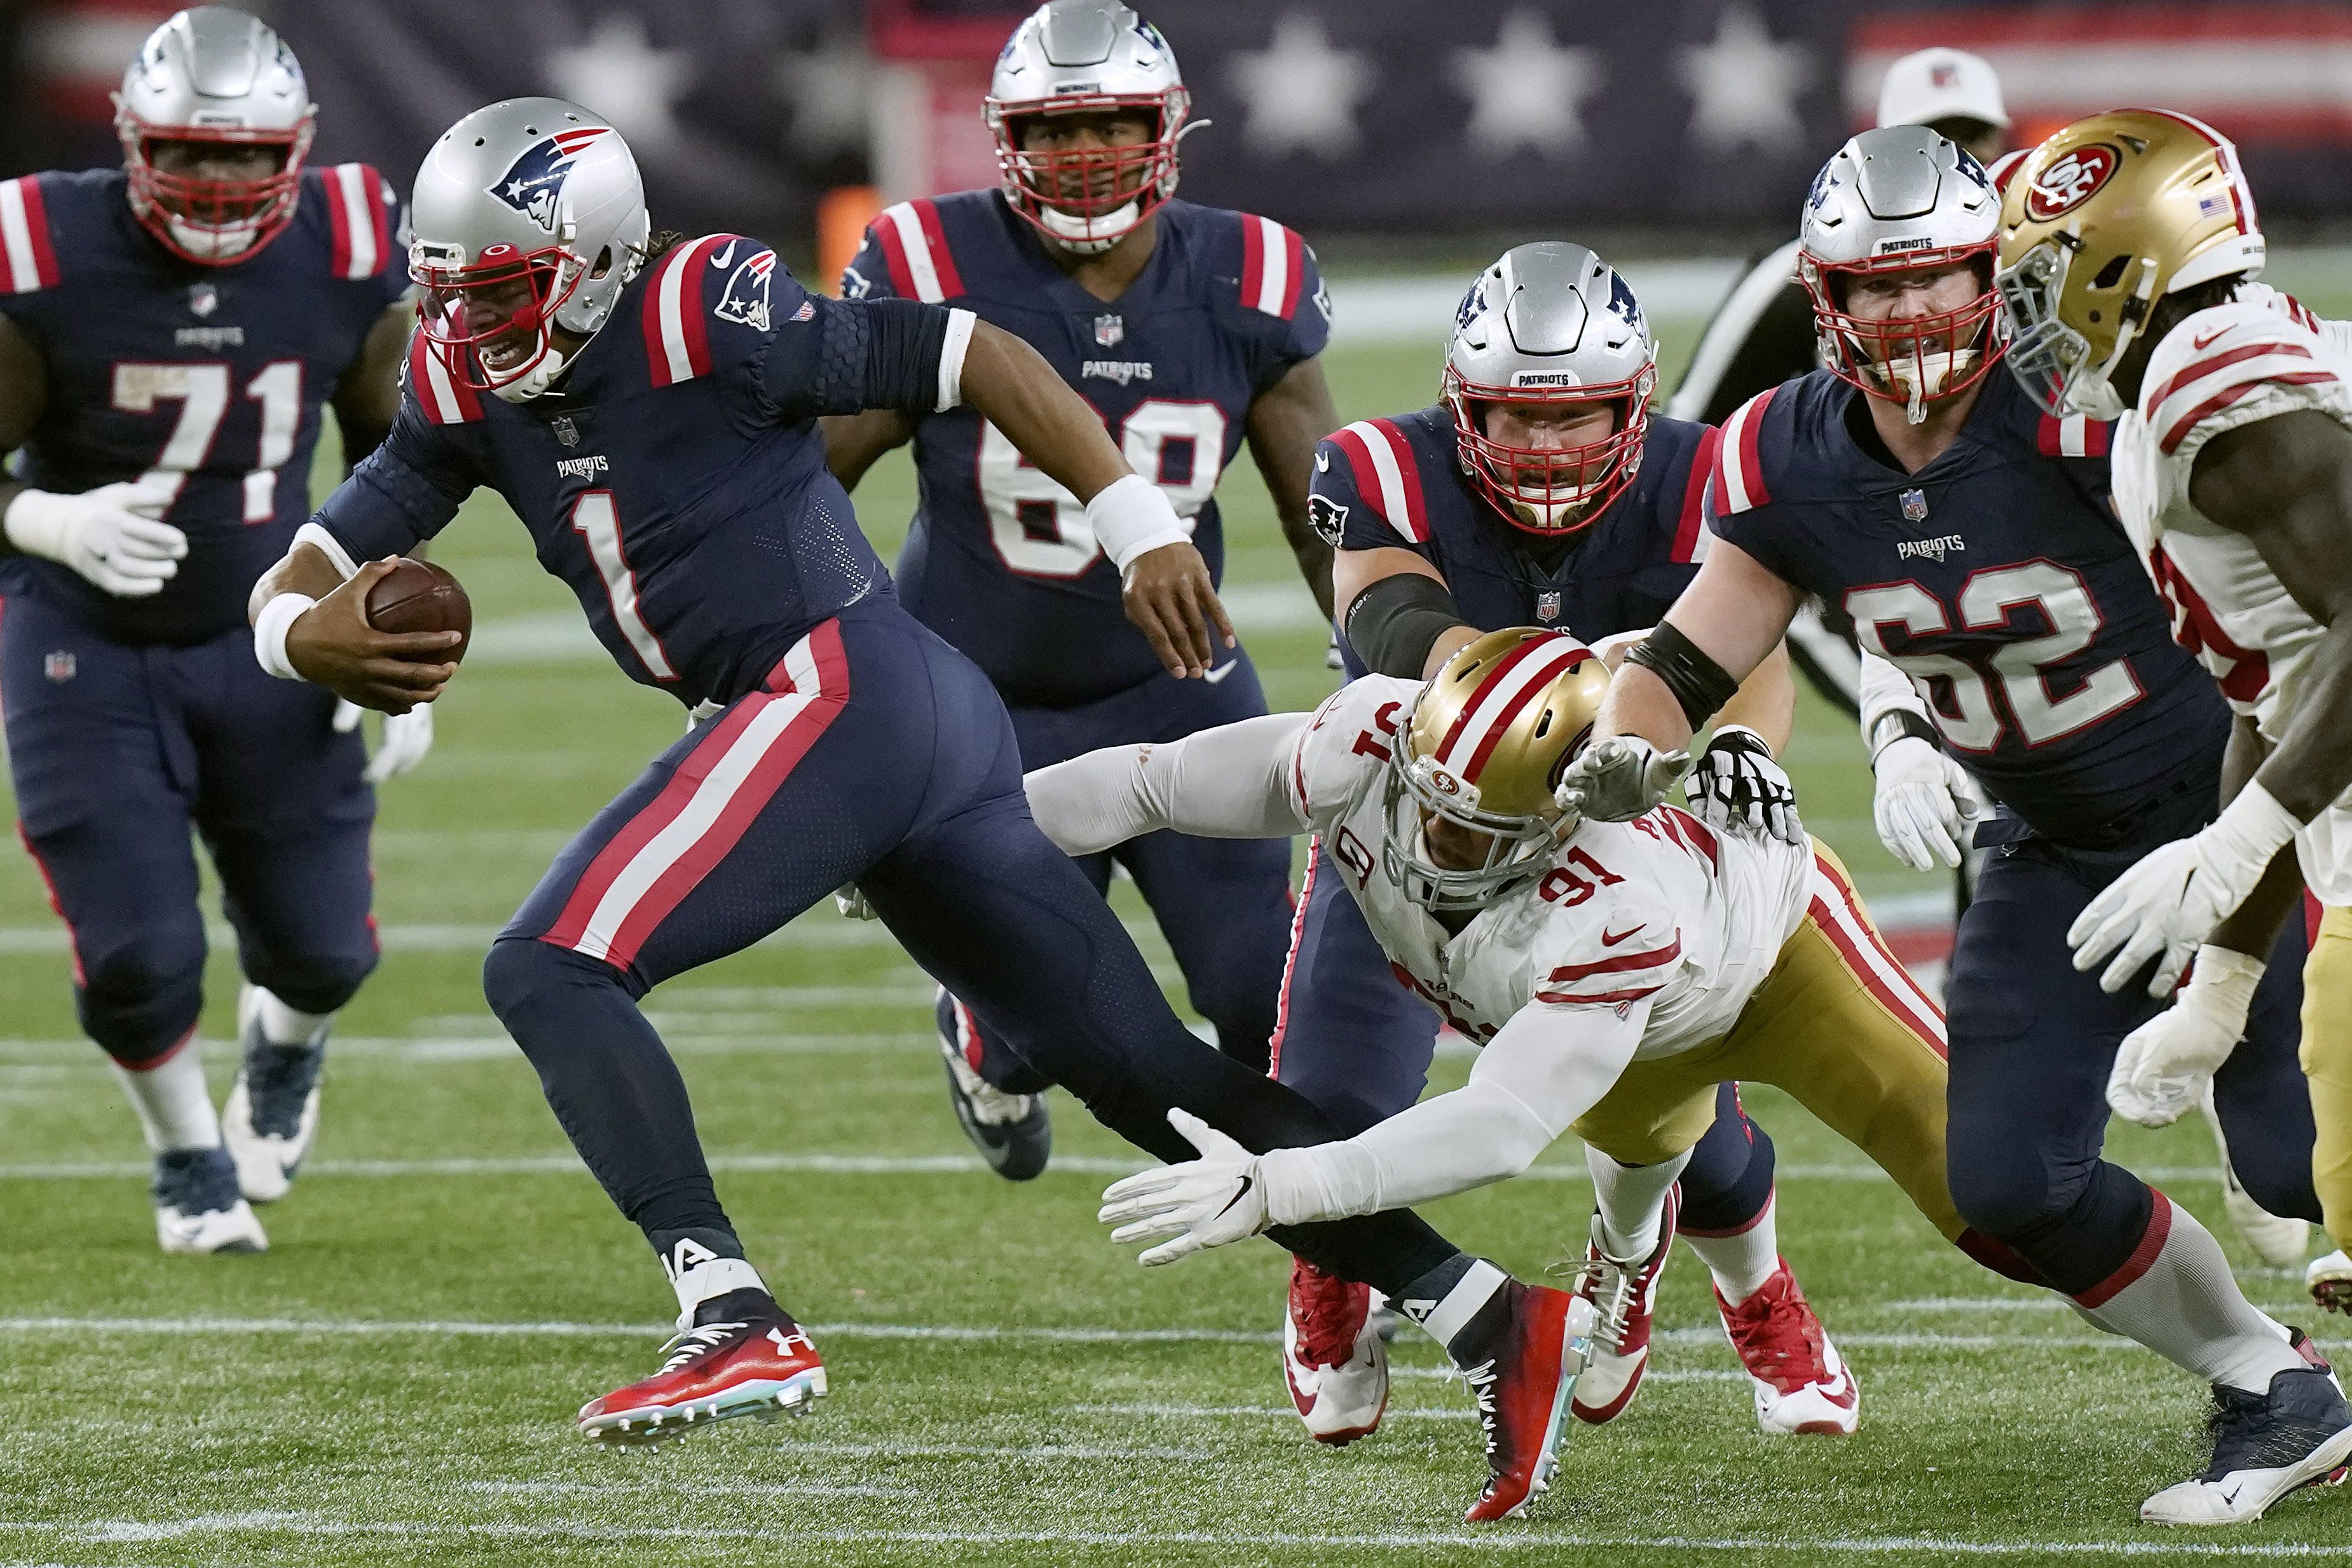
[1706,366,2231,846]
[843,191,1329,707]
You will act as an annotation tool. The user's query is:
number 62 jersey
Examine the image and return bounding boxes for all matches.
[1706,366,2232,847]
[843,192,1328,708]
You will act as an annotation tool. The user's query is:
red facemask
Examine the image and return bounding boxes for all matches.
[1802,242,2006,418]
[412,243,582,393]
[987,90,1189,250]
[1445,364,1655,535]
[120,121,312,266]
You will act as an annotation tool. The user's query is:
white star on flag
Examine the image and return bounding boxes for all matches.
[1227,13,1376,158]
[1451,10,1603,158]
[546,14,695,156]
[1676,3,1814,154]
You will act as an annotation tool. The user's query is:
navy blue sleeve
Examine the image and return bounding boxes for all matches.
[1316,431,1429,558]
[756,296,951,422]
[838,222,898,302]
[311,393,477,562]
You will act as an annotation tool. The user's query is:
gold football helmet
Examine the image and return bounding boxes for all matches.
[1385,628,1610,911]
[1993,109,2264,419]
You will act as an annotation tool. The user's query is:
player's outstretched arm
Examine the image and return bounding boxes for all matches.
[250,545,460,716]
[958,320,1234,679]
[1025,712,1313,856]
[1244,357,1341,622]
[1332,547,1479,679]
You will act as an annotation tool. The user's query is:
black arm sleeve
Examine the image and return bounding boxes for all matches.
[760,297,950,421]
[1625,620,1742,730]
[1345,572,1467,678]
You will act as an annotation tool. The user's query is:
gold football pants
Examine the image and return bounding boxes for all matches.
[1569,842,1965,1242]
[2303,904,2352,1254]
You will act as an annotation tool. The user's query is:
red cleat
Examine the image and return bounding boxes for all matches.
[1460,1281,1580,1524]
[1566,1189,1678,1425]
[1281,1258,1388,1445]
[577,1306,828,1445]
[1715,1259,1859,1436]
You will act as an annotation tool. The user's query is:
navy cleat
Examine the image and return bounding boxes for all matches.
[222,986,325,1203]
[940,1034,1051,1182]
[2142,1332,2352,1525]
[153,1147,268,1255]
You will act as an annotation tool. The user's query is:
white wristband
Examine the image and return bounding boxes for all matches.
[936,307,976,411]
[2183,943,2266,1031]
[2212,781,2303,870]
[253,592,316,681]
[1085,472,1189,573]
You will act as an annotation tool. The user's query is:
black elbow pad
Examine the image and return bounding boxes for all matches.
[1345,572,1466,678]
[1625,621,1742,730]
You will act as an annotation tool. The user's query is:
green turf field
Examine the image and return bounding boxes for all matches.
[4,303,2350,1567]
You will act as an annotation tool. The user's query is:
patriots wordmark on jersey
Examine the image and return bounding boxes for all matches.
[0,165,407,643]
[844,192,1329,707]
[1707,364,2232,847]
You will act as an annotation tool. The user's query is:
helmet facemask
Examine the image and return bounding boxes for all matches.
[1446,366,1654,535]
[413,240,591,402]
[987,92,1191,254]
[119,120,312,265]
[1994,238,2147,420]
[1380,683,1586,915]
[1803,243,2005,425]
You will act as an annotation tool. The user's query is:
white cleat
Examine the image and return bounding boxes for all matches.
[1562,1190,1677,1426]
[152,1147,268,1255]
[2204,1088,2310,1269]
[1281,1258,1388,1444]
[2309,1251,2352,1316]
[222,986,324,1204]
[2142,1339,2352,1525]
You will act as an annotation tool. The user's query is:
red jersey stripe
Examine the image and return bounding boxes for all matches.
[1672,426,1721,562]
[1547,934,1684,985]
[2160,371,2339,454]
[2147,339,2313,414]
[912,200,964,299]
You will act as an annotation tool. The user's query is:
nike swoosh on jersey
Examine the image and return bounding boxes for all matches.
[1600,923,1645,946]
[1202,661,1238,684]
[2191,327,2229,350]
[711,240,738,268]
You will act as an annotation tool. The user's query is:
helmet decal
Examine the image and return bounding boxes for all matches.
[488,128,608,233]
[2024,144,2121,222]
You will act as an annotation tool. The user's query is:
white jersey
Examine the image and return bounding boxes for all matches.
[2111,282,2352,902]
[1289,677,1814,1061]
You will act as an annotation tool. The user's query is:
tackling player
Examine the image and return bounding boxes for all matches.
[825,1,1334,1176]
[1027,631,2035,1450]
[251,98,1590,1522]
[0,8,417,1253]
[1568,125,2343,1525]
[2000,113,2352,1328]
[1278,242,1852,1446]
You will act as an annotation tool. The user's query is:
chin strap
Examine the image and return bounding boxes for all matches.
[492,345,573,404]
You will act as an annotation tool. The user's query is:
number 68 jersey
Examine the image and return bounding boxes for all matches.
[843,191,1328,708]
[1292,676,1812,1059]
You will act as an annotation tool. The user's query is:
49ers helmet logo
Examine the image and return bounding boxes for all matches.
[2025,144,2121,222]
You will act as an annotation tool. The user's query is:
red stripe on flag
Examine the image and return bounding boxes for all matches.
[2148,340,2314,412]
[1547,934,1684,985]
[1673,426,1721,562]
[2161,371,2337,454]
[913,200,963,298]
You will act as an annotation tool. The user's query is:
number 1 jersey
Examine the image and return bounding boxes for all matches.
[0,165,408,645]
[843,192,1328,707]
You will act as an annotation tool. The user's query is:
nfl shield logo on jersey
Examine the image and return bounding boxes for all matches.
[1094,314,1125,348]
[43,651,74,684]
[187,283,217,318]
[1901,488,1930,524]
[551,416,580,447]
[1536,590,1562,624]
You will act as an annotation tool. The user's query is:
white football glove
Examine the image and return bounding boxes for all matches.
[2106,945,2264,1128]
[335,700,437,782]
[1685,725,1803,844]
[2069,786,2301,997]
[1097,1108,1269,1266]
[1556,736,1692,824]
[3,483,186,597]
[1872,735,1985,871]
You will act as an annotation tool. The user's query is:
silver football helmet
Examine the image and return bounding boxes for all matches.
[1444,243,1657,534]
[1798,125,2003,423]
[985,1,1192,254]
[408,98,650,403]
[113,6,315,265]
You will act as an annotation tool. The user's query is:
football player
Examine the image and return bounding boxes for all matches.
[0,8,418,1253]
[1279,242,1857,1446]
[2002,113,2352,1339]
[1567,125,2343,1525]
[1028,631,2037,1448]
[252,99,1587,1522]
[825,0,1335,1178]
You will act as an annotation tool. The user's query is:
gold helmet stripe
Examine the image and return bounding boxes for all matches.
[1435,639,1597,782]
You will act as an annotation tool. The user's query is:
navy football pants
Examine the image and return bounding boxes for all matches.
[481,599,1460,1294]
[3,591,378,1066]
[1945,814,2318,1297]
[1269,843,1779,1234]
[953,646,1295,1089]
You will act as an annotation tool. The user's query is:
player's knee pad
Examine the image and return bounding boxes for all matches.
[482,936,628,1026]
[1944,1140,2089,1244]
[74,934,205,1065]
[1949,1149,2151,1292]
[1677,1086,1777,1235]
[245,943,377,1019]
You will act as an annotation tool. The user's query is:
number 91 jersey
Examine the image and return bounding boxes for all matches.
[843,192,1329,707]
[1706,367,2231,847]
[0,165,409,645]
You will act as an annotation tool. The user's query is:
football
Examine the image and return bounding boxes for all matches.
[364,557,472,664]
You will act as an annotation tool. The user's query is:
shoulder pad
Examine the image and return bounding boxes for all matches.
[1327,416,1432,543]
[869,199,965,304]
[1290,676,1415,819]
[406,332,483,425]
[315,163,397,281]
[1660,420,1723,564]
[1709,384,1784,517]
[2143,300,2339,457]
[0,175,61,294]
[1233,212,1308,320]
[639,234,785,387]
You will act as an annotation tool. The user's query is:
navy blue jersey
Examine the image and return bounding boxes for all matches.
[1706,368,2230,844]
[313,235,943,710]
[0,165,408,644]
[1315,405,1719,673]
[844,193,1329,707]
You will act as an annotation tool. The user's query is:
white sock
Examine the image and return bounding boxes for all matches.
[2072,1195,2303,1393]
[1587,1145,1692,1261]
[1685,1188,1782,1306]
[1411,1257,1509,1353]
[249,986,333,1049]
[109,1037,220,1153]
[669,1255,768,1323]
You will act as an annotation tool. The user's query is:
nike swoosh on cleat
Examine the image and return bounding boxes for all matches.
[1600,923,1644,947]
[711,240,738,268]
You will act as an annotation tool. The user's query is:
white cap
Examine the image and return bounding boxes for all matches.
[1877,47,2008,132]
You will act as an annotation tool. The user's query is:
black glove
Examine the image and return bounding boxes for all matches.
[1686,725,1803,845]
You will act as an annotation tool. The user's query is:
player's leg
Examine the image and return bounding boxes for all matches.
[0,598,261,1253]
[1676,1084,1784,1306]
[1941,832,2346,1522]
[2301,904,2352,1312]
[188,634,377,1204]
[2205,904,2318,1268]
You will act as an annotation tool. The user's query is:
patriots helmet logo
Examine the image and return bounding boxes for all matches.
[1605,269,1647,340]
[489,128,609,234]
[1456,275,1489,331]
